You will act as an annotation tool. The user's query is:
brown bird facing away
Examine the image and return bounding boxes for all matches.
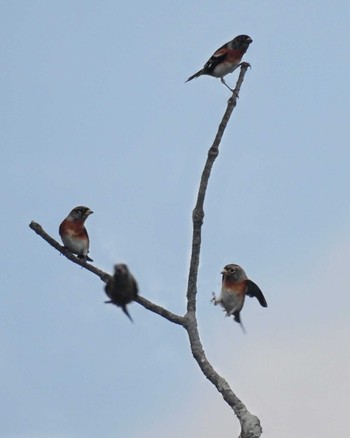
[104,264,139,322]
[186,35,252,92]
[212,263,267,333]
[59,206,94,262]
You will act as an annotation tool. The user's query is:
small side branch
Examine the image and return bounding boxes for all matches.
[29,221,184,325]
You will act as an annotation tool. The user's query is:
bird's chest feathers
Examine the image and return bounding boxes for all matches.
[60,220,88,254]
[60,220,88,239]
[224,279,246,295]
[220,280,246,311]
[226,48,246,61]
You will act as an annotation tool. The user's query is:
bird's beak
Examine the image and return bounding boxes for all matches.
[221,269,227,275]
[247,37,253,43]
[87,209,93,216]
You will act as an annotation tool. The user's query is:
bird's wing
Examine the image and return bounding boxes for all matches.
[104,278,114,298]
[204,48,229,72]
[245,280,268,307]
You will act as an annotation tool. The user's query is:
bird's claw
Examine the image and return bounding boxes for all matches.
[240,61,251,69]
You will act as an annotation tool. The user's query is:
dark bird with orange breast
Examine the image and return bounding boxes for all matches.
[212,263,267,333]
[186,35,252,92]
[59,206,94,262]
[104,264,138,322]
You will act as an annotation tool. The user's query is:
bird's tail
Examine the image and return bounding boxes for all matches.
[234,313,246,334]
[122,305,134,323]
[185,69,203,82]
[105,301,134,323]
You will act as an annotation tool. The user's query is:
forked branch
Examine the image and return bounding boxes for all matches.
[29,63,262,438]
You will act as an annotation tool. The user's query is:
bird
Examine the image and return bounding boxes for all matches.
[59,206,94,262]
[104,264,139,322]
[186,35,252,92]
[212,263,267,333]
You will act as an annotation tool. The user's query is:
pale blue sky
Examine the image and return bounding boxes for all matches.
[1,1,350,437]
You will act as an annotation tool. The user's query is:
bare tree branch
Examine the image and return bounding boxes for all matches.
[29,63,262,438]
[29,221,184,326]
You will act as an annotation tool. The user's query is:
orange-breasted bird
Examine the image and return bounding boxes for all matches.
[104,264,138,322]
[212,263,267,333]
[59,206,93,262]
[186,35,252,92]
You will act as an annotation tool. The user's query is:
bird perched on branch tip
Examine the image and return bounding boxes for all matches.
[186,34,252,92]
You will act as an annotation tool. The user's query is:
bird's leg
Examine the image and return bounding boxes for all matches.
[220,77,235,93]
